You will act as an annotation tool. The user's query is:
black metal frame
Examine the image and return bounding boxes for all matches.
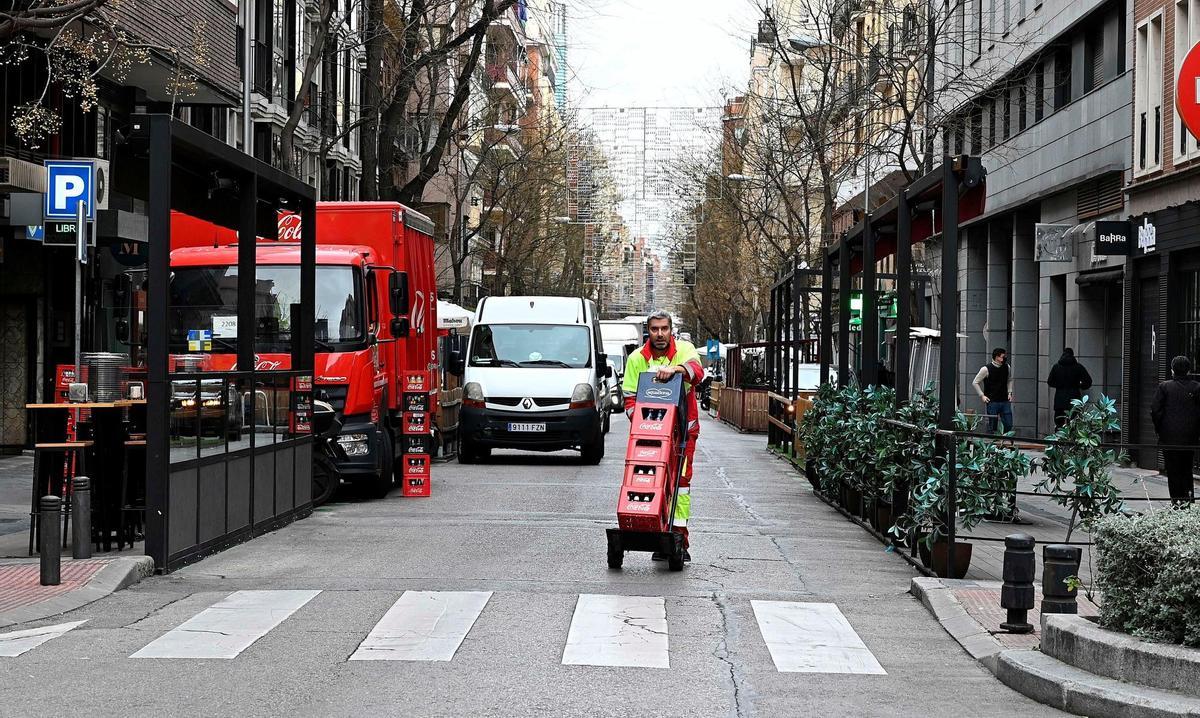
[129,114,318,572]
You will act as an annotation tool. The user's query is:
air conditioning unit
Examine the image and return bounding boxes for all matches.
[0,157,47,193]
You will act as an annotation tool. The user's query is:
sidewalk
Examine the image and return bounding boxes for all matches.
[0,555,153,629]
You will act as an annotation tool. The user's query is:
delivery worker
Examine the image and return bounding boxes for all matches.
[622,310,705,561]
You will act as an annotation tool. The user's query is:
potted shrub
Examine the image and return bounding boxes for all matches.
[1034,395,1127,541]
[878,388,938,542]
[796,384,836,491]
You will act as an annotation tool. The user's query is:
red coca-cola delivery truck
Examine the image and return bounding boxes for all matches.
[166,202,438,498]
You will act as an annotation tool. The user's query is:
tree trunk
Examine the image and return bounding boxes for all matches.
[359,0,384,200]
[279,0,334,177]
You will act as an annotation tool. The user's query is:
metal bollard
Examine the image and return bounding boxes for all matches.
[1000,533,1036,633]
[71,476,91,559]
[1042,544,1082,614]
[39,496,61,586]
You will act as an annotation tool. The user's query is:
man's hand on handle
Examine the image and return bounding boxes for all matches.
[655,365,684,382]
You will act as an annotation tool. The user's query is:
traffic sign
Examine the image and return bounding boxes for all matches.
[706,339,719,361]
[44,160,96,220]
[1178,42,1200,139]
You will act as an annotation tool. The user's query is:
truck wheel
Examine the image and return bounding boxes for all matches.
[311,452,338,507]
[369,431,394,499]
[581,430,605,465]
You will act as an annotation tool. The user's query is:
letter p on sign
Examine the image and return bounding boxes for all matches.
[43,160,95,221]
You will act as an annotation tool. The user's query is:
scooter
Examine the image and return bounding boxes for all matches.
[311,399,344,507]
[698,375,714,411]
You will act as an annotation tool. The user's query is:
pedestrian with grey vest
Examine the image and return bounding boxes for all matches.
[1046,348,1093,428]
[1151,355,1200,505]
[973,347,1014,433]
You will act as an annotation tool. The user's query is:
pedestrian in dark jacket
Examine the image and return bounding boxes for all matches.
[1046,348,1093,428]
[1151,356,1200,505]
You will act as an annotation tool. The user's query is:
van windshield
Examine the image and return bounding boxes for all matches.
[470,324,592,368]
[600,323,641,342]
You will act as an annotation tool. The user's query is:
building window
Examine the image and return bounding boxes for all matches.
[1182,271,1200,371]
[1053,47,1072,110]
[1018,80,1028,132]
[987,100,996,148]
[970,105,983,153]
[1136,13,1164,174]
[1002,85,1012,140]
[1034,63,1046,122]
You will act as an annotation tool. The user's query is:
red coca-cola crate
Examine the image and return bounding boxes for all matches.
[403,411,429,435]
[402,454,431,497]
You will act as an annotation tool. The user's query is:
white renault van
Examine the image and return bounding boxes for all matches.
[457,296,611,464]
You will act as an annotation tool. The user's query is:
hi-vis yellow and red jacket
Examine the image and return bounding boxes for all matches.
[621,337,705,428]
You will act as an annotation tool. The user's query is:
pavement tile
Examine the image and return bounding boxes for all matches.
[0,559,109,613]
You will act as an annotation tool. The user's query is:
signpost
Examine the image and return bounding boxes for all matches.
[1177,42,1200,139]
[45,160,98,386]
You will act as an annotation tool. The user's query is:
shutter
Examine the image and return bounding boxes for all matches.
[1120,266,1133,445]
[1077,174,1124,220]
[1091,29,1104,86]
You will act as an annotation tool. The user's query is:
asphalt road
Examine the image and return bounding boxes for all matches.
[0,414,1063,717]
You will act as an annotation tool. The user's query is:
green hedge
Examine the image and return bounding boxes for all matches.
[1094,507,1200,647]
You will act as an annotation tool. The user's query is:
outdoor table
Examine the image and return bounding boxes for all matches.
[25,400,147,553]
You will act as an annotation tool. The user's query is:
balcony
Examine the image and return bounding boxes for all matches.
[484,126,524,160]
[485,62,528,108]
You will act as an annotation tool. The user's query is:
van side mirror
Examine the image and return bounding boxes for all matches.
[596,352,608,378]
[391,317,410,338]
[389,271,409,316]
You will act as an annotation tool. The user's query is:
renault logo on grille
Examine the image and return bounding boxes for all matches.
[522,398,533,410]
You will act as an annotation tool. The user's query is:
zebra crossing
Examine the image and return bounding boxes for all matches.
[0,590,886,674]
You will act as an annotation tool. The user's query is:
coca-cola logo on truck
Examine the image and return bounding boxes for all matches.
[278,212,302,241]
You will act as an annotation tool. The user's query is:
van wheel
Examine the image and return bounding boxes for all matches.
[602,410,611,434]
[459,437,489,464]
[369,432,394,499]
[581,430,605,465]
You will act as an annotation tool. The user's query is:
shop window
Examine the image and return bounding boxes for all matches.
[1181,270,1200,371]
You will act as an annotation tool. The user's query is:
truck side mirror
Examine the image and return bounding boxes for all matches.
[389,271,409,316]
[391,317,410,338]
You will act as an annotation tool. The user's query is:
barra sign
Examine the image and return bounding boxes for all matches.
[1178,41,1200,138]
[1094,220,1132,255]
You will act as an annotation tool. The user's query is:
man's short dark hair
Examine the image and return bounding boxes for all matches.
[1172,355,1192,378]
[646,310,672,330]
[992,347,1007,359]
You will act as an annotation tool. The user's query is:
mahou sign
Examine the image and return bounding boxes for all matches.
[1177,42,1200,138]
[277,211,302,241]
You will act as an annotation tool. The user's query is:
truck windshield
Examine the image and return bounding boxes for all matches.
[168,265,364,353]
[469,324,592,368]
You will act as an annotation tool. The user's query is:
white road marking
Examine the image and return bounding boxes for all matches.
[562,594,669,669]
[0,620,86,657]
[130,590,320,659]
[350,590,492,661]
[751,600,886,674]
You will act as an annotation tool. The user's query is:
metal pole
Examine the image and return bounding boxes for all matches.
[820,250,833,385]
[74,200,86,384]
[939,157,960,428]
[39,496,61,585]
[896,191,913,403]
[144,114,172,570]
[862,215,878,387]
[791,258,800,395]
[945,433,957,579]
[71,476,91,559]
[838,241,852,386]
[242,0,253,156]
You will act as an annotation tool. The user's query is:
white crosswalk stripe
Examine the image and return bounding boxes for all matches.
[130,590,320,660]
[0,620,86,657]
[562,593,669,669]
[350,590,492,661]
[751,600,887,675]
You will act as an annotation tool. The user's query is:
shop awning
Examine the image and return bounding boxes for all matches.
[438,300,473,329]
[1075,267,1124,285]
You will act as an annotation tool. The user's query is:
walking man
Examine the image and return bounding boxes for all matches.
[973,347,1015,433]
[1151,356,1200,505]
[623,311,705,560]
[1046,348,1093,428]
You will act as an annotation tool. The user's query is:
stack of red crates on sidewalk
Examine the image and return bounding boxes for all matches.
[616,401,681,534]
[400,370,433,497]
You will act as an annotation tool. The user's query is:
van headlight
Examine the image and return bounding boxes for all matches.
[570,383,594,409]
[464,382,485,408]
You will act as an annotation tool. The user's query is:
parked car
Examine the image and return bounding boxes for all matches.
[457,296,612,464]
[604,355,624,413]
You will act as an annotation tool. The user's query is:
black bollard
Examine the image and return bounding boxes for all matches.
[1000,533,1036,633]
[71,476,91,559]
[39,496,61,586]
[1042,544,1082,614]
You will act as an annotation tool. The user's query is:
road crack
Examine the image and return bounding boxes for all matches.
[711,591,751,718]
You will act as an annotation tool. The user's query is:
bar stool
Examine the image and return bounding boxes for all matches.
[119,434,147,550]
[28,441,92,556]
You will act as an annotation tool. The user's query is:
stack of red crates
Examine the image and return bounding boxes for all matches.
[616,402,681,533]
[400,370,432,497]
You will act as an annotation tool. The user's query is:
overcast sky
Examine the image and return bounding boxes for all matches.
[566,0,758,109]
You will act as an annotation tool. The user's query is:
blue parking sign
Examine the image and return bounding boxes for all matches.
[706,339,719,361]
[44,160,96,220]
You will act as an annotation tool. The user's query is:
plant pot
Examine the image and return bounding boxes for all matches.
[874,501,893,535]
[930,541,973,579]
[838,483,849,507]
[918,537,933,568]
[846,487,863,517]
[804,458,820,490]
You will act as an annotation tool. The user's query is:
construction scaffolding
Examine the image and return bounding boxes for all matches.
[567,106,721,316]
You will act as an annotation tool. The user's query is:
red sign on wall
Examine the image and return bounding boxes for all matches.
[1178,43,1200,139]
